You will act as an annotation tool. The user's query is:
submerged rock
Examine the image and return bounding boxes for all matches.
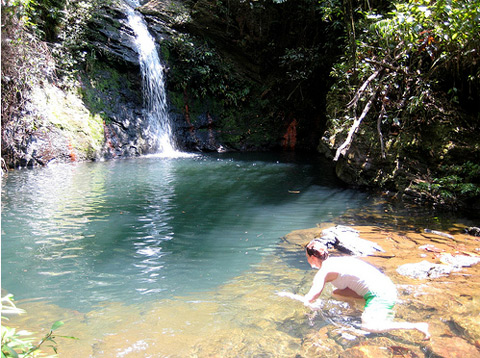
[338,344,391,358]
[426,336,480,358]
[300,328,341,357]
[329,329,364,349]
[446,315,480,346]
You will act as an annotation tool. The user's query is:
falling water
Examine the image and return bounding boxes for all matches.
[126,1,177,155]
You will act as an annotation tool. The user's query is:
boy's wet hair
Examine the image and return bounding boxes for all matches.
[305,239,329,261]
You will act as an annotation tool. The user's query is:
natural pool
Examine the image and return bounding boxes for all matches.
[2,153,479,357]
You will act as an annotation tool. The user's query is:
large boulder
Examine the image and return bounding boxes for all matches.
[318,225,385,257]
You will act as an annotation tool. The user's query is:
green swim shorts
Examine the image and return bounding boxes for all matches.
[363,291,397,321]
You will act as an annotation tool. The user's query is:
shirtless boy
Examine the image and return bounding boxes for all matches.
[278,238,430,340]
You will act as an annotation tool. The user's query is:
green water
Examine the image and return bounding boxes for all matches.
[3,153,480,357]
[1,153,368,311]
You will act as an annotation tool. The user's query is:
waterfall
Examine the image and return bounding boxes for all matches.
[126,1,177,155]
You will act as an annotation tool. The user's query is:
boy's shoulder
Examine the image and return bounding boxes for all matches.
[324,256,370,270]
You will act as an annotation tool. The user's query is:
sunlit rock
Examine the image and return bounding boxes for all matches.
[338,344,391,358]
[320,225,385,256]
[281,225,386,257]
[397,254,480,279]
[465,227,480,237]
[397,260,456,279]
[426,336,480,358]
[439,253,480,267]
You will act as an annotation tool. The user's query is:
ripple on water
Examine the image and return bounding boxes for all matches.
[7,224,479,357]
[3,155,480,357]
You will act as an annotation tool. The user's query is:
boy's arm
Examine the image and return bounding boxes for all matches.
[277,268,329,307]
[303,269,328,304]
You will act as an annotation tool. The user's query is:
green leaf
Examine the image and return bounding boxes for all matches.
[57,335,79,340]
[50,321,64,331]
[46,337,57,344]
[2,345,18,358]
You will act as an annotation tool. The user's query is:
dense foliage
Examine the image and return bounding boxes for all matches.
[162,34,270,148]
[1,1,54,129]
[1,0,479,208]
[161,0,344,150]
[324,0,480,208]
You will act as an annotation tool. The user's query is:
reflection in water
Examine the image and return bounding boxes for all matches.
[2,153,365,310]
[132,158,176,295]
[7,226,480,357]
[3,154,479,357]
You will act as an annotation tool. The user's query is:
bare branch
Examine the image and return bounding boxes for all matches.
[364,58,406,74]
[346,67,382,109]
[334,89,379,161]
[377,101,387,159]
[376,84,390,159]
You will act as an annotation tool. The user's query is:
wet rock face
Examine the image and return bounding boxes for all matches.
[85,0,139,67]
[80,0,152,158]
[171,111,227,153]
[82,0,227,156]
[2,83,107,168]
[2,0,149,168]
[78,63,153,159]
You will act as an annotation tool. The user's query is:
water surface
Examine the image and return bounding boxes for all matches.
[2,152,366,310]
[3,153,479,357]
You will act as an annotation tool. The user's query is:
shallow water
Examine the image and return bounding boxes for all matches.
[2,153,480,357]
[2,153,367,310]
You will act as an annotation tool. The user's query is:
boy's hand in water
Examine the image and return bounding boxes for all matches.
[277,291,309,305]
[277,291,321,310]
[277,291,298,299]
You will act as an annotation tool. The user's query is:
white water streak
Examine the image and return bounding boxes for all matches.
[126,3,178,155]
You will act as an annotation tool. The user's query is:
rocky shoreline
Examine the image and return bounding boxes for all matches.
[281,223,480,357]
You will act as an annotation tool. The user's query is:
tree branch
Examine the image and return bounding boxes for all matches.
[334,89,379,161]
[377,100,387,159]
[346,67,382,109]
[364,58,406,74]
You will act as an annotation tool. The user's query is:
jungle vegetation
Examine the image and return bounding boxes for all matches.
[1,0,479,207]
[1,1,479,353]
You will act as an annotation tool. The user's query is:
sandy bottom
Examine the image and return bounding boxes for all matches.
[6,221,480,357]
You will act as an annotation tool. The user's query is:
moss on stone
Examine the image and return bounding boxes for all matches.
[79,59,140,123]
[29,82,105,161]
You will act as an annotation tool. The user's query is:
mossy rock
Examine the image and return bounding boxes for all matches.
[25,83,105,164]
